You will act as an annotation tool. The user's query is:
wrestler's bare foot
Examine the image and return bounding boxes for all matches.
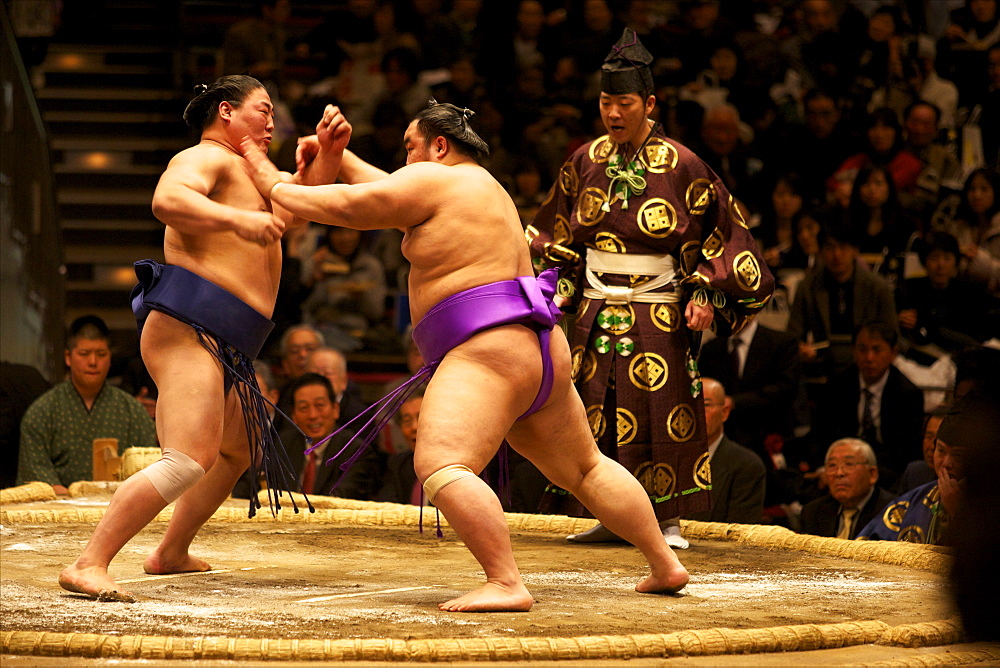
[438,581,534,612]
[635,562,690,595]
[143,550,211,575]
[59,564,135,603]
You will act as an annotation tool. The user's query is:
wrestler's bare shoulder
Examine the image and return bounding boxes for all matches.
[166,141,238,172]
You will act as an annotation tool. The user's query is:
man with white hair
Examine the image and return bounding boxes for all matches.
[798,438,896,540]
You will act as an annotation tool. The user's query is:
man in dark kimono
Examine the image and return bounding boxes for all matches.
[528,28,774,547]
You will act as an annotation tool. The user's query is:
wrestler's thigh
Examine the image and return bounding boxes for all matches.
[140,310,226,463]
[413,356,525,479]
[218,390,252,467]
[505,329,604,488]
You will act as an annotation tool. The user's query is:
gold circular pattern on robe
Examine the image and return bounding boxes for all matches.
[578,347,597,384]
[543,241,580,265]
[594,232,626,253]
[882,501,910,532]
[570,346,586,383]
[588,135,616,164]
[586,404,606,440]
[577,187,609,227]
[541,181,555,207]
[642,137,679,174]
[694,451,712,490]
[559,163,580,197]
[666,403,696,442]
[898,525,926,544]
[679,240,701,276]
[636,198,678,239]
[652,463,677,498]
[616,408,638,446]
[701,228,725,260]
[729,194,749,229]
[628,352,668,392]
[577,297,591,320]
[524,225,540,244]
[597,304,635,334]
[922,485,940,508]
[634,461,677,499]
[553,215,574,245]
[650,302,681,332]
[734,250,762,291]
[685,178,716,216]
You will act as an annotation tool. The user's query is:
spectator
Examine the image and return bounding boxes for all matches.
[843,163,917,285]
[281,372,380,500]
[683,378,767,525]
[690,103,763,214]
[896,230,995,355]
[301,225,388,352]
[231,364,282,500]
[979,43,1000,168]
[305,346,369,426]
[895,403,949,494]
[219,0,290,85]
[781,89,859,205]
[828,107,923,202]
[787,220,898,382]
[0,362,51,489]
[754,172,807,273]
[813,321,925,484]
[375,389,424,504]
[857,392,990,545]
[698,319,800,464]
[17,316,157,494]
[798,438,896,539]
[850,5,909,113]
[902,100,963,221]
[932,167,1000,295]
[937,0,1000,108]
[277,324,324,389]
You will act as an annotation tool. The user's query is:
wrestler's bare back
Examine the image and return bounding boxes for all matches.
[153,141,283,317]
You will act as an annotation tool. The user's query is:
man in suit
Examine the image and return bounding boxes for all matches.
[376,390,423,505]
[813,321,924,485]
[799,437,896,539]
[683,378,767,526]
[698,319,801,459]
[282,373,380,500]
[305,346,369,426]
[787,220,897,384]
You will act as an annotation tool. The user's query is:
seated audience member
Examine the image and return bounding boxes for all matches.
[827,107,923,202]
[843,163,917,283]
[301,225,387,352]
[787,220,898,383]
[812,321,924,485]
[375,389,424,505]
[306,346,369,426]
[683,378,766,525]
[896,231,995,356]
[901,100,962,221]
[0,361,51,489]
[799,438,896,540]
[281,373,380,500]
[231,364,282,500]
[17,316,156,494]
[932,167,1000,296]
[277,324,325,389]
[895,404,948,494]
[698,319,800,462]
[857,393,990,545]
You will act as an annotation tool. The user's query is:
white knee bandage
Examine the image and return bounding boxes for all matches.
[422,464,476,504]
[138,448,206,503]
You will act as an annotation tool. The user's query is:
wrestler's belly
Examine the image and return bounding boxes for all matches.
[164,236,279,317]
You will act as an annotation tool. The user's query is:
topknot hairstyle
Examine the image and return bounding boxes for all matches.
[414,99,490,161]
[182,75,265,133]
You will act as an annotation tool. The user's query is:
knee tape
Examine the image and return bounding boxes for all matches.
[138,448,206,503]
[422,464,476,504]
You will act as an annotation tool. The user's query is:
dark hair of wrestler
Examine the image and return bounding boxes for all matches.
[182,74,266,133]
[414,99,490,161]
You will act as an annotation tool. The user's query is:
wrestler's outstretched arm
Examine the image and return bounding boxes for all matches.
[241,136,437,231]
[152,147,284,245]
